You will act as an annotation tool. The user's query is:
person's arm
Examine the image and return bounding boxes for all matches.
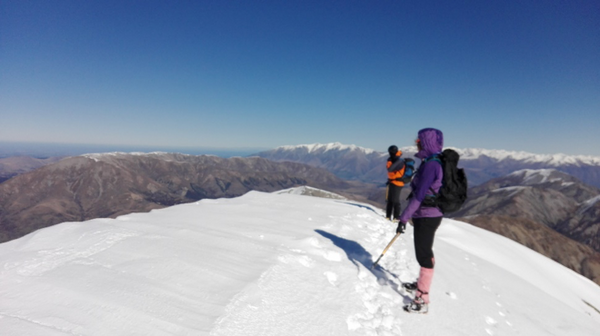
[387,158,405,173]
[398,161,439,223]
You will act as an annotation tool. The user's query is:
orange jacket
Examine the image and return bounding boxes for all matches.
[387,151,406,187]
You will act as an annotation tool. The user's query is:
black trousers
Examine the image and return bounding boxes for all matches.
[413,216,443,269]
[386,184,402,219]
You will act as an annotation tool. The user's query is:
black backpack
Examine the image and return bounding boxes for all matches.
[423,149,468,214]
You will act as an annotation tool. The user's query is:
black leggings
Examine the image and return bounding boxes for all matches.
[386,184,402,219]
[413,216,443,269]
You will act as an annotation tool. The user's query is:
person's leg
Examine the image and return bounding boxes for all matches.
[388,185,402,220]
[412,217,442,303]
[393,201,401,220]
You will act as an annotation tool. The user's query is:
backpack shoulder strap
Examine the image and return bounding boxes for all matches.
[424,154,442,165]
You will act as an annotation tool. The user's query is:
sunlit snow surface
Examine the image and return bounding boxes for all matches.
[1,191,599,335]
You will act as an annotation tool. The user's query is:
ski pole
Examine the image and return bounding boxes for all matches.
[371,232,401,269]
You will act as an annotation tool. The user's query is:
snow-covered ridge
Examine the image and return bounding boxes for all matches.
[275,186,347,200]
[278,142,379,155]
[274,143,600,166]
[81,152,196,162]
[456,148,600,166]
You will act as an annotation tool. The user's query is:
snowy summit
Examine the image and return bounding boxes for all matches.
[1,190,599,335]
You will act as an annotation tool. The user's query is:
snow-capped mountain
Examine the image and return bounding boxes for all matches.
[455,148,600,187]
[254,143,600,187]
[254,143,387,184]
[457,148,600,166]
[1,190,599,335]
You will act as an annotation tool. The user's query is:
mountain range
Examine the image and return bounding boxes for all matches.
[254,143,600,187]
[0,152,379,243]
[2,144,600,286]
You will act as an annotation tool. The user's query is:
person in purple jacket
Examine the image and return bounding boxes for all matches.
[396,128,444,314]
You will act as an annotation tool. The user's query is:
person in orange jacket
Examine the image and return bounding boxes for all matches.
[386,145,405,221]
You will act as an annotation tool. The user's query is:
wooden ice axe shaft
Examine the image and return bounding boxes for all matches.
[371,232,401,269]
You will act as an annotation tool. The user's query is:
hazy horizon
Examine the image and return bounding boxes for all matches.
[0,141,268,159]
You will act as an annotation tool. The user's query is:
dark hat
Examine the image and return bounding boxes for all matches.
[388,145,398,155]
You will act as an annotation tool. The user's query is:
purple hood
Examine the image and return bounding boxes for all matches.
[416,128,443,159]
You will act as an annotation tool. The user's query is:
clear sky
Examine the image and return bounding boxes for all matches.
[1,1,599,156]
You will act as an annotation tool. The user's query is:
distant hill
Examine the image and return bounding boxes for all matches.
[454,169,600,250]
[0,152,379,243]
[453,169,600,285]
[0,156,63,183]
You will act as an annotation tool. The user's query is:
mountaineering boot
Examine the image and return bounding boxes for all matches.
[403,297,428,314]
[402,282,418,293]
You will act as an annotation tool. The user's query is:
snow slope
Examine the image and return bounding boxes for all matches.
[1,191,600,335]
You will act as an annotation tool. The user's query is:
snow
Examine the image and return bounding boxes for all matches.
[278,143,379,155]
[509,169,557,183]
[579,195,600,214]
[82,152,196,163]
[275,186,347,199]
[1,190,600,335]
[491,186,528,197]
[456,148,600,166]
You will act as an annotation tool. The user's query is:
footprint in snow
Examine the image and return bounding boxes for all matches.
[322,250,342,262]
[308,237,321,247]
[278,254,315,267]
[485,316,498,325]
[446,292,458,299]
[324,271,338,286]
[297,255,315,267]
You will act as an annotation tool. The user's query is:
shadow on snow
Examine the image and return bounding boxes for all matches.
[335,201,380,216]
[315,229,412,302]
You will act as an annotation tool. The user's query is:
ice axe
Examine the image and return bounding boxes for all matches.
[371,232,401,269]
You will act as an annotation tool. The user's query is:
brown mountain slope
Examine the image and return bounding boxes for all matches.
[452,169,600,251]
[458,215,600,286]
[0,153,378,243]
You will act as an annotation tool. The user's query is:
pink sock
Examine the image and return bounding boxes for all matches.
[416,267,434,304]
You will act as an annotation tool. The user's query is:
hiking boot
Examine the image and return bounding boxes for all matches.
[403,297,428,314]
[402,281,418,293]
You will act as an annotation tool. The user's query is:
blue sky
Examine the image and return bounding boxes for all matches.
[1,1,599,156]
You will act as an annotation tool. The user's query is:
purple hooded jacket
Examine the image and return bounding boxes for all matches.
[399,128,444,223]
